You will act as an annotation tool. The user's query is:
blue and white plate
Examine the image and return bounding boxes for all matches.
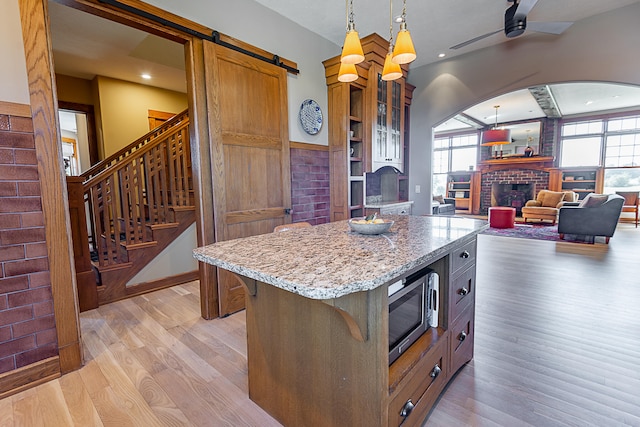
[299,99,323,135]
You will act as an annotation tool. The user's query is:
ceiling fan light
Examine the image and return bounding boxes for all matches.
[392,24,416,64]
[382,52,402,81]
[341,29,365,64]
[481,129,511,146]
[338,62,359,82]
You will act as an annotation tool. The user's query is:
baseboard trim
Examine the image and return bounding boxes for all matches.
[120,270,200,301]
[0,356,61,400]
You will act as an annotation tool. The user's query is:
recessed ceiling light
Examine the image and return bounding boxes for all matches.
[438,53,446,58]
[141,74,151,80]
[585,100,593,105]
[394,15,403,23]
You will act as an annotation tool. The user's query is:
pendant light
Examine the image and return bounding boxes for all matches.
[340,0,365,65]
[392,0,416,65]
[382,0,402,81]
[481,105,511,158]
[338,62,359,82]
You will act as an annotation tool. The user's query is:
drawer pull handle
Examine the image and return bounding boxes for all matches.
[459,287,469,296]
[460,250,470,259]
[430,363,442,379]
[459,331,467,342]
[400,399,414,418]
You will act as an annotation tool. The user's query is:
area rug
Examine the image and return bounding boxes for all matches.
[482,223,594,243]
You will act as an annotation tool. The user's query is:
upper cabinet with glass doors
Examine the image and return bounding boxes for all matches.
[372,65,405,172]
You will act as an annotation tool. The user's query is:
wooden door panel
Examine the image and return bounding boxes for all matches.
[224,145,284,212]
[217,62,282,137]
[204,42,291,316]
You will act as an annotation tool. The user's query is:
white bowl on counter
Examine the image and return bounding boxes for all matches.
[348,218,394,235]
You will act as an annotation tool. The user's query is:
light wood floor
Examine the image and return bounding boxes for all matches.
[2,224,639,426]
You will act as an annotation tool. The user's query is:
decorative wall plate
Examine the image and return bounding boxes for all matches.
[299,99,323,135]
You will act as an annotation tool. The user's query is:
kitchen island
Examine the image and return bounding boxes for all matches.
[193,215,487,427]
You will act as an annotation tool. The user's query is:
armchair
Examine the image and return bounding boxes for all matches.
[521,190,579,225]
[557,193,625,244]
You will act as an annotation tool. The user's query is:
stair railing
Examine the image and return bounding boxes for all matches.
[69,111,192,268]
[80,109,189,182]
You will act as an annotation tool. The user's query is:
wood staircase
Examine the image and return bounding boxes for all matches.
[67,109,197,311]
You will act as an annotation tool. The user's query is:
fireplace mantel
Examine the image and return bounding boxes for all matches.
[479,156,555,172]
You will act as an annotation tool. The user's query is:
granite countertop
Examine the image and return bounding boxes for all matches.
[364,200,414,208]
[193,215,488,300]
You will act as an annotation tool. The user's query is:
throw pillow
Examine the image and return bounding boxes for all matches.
[434,195,445,204]
[541,191,565,207]
[579,193,609,208]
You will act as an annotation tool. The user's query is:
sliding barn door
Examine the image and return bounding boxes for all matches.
[204,42,291,316]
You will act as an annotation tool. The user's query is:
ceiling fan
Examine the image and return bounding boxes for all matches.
[450,0,573,50]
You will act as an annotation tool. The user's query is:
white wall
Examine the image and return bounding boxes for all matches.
[127,224,198,286]
[407,2,640,215]
[146,0,339,146]
[0,0,30,104]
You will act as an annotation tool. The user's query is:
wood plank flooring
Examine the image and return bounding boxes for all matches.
[3,223,640,426]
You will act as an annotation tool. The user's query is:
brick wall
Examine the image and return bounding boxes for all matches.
[290,147,330,225]
[0,113,57,375]
[480,169,550,214]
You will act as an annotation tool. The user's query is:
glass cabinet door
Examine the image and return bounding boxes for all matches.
[373,71,404,172]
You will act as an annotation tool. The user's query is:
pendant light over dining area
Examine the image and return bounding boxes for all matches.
[481,105,512,158]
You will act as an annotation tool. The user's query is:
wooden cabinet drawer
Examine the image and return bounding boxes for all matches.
[449,264,475,324]
[450,238,476,275]
[388,335,449,427]
[450,305,475,375]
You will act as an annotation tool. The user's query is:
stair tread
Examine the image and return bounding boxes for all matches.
[124,241,158,250]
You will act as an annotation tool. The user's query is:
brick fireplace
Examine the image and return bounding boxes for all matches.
[478,157,555,214]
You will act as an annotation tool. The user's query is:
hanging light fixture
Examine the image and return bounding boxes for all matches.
[382,0,402,81]
[340,0,365,65]
[338,62,359,82]
[481,105,511,158]
[392,0,416,65]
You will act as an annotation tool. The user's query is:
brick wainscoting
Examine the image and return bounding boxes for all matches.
[0,112,57,375]
[480,169,550,214]
[290,145,330,225]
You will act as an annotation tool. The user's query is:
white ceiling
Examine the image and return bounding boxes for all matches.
[252,0,639,68]
[48,0,640,128]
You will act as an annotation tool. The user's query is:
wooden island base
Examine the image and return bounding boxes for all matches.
[193,216,485,427]
[241,235,477,427]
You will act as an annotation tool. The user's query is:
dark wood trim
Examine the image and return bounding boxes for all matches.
[479,156,555,173]
[19,0,82,374]
[0,100,32,117]
[108,270,199,303]
[290,141,329,151]
[58,101,99,165]
[0,357,61,400]
[185,39,219,320]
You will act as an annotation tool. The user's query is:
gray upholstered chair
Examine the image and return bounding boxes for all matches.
[557,193,625,243]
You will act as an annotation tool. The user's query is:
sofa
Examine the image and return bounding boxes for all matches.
[432,197,455,215]
[557,193,625,244]
[521,190,579,224]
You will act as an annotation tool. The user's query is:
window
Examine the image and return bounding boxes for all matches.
[560,113,640,192]
[605,116,640,167]
[432,132,478,196]
[560,114,640,167]
[559,119,603,167]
